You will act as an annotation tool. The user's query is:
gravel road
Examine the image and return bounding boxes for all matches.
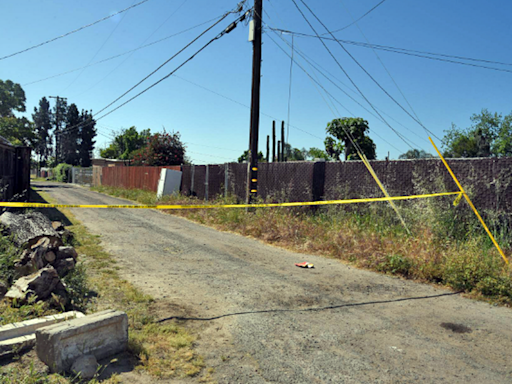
[36,182,512,383]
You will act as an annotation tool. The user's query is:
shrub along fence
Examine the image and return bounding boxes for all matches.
[0,141,30,201]
[99,166,181,192]
[180,158,512,213]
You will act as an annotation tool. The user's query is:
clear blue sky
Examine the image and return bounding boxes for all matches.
[2,0,511,163]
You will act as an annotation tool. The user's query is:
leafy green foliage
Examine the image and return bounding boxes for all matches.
[100,126,150,160]
[325,117,376,160]
[53,163,72,182]
[0,116,34,146]
[399,149,434,159]
[443,109,512,158]
[0,234,21,285]
[131,132,185,166]
[304,147,329,160]
[238,150,264,163]
[0,79,26,118]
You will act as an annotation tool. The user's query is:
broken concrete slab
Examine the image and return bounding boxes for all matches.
[71,354,98,380]
[0,311,84,357]
[35,310,128,373]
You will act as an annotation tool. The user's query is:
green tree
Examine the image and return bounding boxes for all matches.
[324,117,376,160]
[283,143,305,161]
[238,150,264,163]
[443,109,512,158]
[32,97,53,165]
[0,79,33,146]
[131,131,185,166]
[304,147,329,160]
[77,109,96,167]
[398,149,434,159]
[0,80,26,118]
[100,126,150,160]
[61,103,81,165]
[52,97,68,163]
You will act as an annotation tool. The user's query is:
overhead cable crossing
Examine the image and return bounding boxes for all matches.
[0,0,153,61]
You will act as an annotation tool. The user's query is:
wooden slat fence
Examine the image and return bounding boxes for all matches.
[101,166,181,191]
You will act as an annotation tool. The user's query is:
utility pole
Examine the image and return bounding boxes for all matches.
[266,135,270,163]
[246,0,262,204]
[49,96,67,163]
[281,121,285,161]
[272,121,276,162]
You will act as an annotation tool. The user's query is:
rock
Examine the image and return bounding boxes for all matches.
[0,212,61,248]
[44,251,56,263]
[57,246,78,261]
[5,266,67,304]
[51,221,65,232]
[54,258,75,277]
[71,354,98,380]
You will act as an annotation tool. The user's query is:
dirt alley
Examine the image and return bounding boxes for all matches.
[36,182,512,383]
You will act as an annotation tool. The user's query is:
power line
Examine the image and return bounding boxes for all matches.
[55,12,247,138]
[63,0,136,92]
[289,0,417,150]
[265,30,404,153]
[0,0,153,61]
[327,0,388,34]
[268,27,429,146]
[271,29,512,73]
[94,10,238,117]
[295,0,440,142]
[72,0,191,97]
[22,15,225,87]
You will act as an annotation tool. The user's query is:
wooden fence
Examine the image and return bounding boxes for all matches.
[0,142,31,201]
[100,166,181,191]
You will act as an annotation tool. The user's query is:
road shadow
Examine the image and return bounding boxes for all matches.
[29,187,73,226]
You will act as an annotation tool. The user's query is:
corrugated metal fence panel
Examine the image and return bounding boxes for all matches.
[101,166,180,191]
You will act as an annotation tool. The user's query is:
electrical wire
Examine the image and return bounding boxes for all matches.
[289,0,417,150]
[93,11,237,117]
[286,34,294,146]
[23,15,228,87]
[0,0,153,61]
[73,0,191,97]
[295,0,440,142]
[271,29,512,74]
[327,0,388,34]
[55,12,247,138]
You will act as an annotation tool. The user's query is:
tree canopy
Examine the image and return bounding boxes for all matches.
[100,126,151,160]
[0,80,26,118]
[442,109,512,158]
[238,150,264,163]
[398,149,434,159]
[324,117,376,160]
[131,131,185,166]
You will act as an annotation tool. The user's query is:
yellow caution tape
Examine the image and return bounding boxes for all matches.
[429,137,509,265]
[1,191,461,210]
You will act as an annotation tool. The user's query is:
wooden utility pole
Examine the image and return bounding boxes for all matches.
[266,135,270,163]
[281,121,285,161]
[246,0,263,204]
[272,121,276,162]
[277,140,281,162]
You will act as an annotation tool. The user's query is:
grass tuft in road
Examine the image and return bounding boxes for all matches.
[91,185,512,306]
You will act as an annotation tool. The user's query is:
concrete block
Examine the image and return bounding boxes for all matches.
[35,310,128,373]
[0,311,84,357]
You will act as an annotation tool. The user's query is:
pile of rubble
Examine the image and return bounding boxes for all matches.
[0,211,78,306]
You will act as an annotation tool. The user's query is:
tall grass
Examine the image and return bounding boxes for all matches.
[91,185,512,305]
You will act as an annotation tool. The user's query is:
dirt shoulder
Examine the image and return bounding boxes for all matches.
[37,182,512,383]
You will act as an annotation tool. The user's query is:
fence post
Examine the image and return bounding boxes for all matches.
[224,163,229,198]
[205,165,209,202]
[190,165,195,195]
